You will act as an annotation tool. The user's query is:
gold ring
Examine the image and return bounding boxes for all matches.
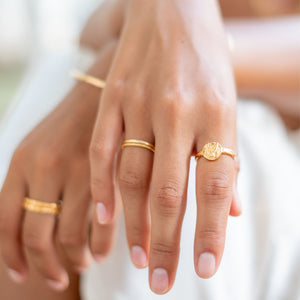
[23,198,61,215]
[121,139,155,153]
[195,142,236,161]
[70,70,106,89]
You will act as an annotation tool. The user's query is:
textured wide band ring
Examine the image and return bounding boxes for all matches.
[23,197,61,215]
[71,70,106,89]
[121,139,155,153]
[195,142,236,161]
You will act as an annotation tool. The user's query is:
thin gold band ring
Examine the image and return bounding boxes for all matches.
[23,197,61,215]
[121,139,155,153]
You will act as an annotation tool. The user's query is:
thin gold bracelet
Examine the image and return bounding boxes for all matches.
[70,70,106,89]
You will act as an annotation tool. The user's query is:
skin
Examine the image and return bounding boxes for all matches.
[89,0,238,294]
[81,1,300,128]
[0,0,299,298]
[0,42,120,298]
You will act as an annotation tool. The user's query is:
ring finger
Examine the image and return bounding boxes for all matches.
[22,175,68,291]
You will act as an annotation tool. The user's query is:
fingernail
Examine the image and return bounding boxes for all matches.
[93,254,105,263]
[197,252,215,278]
[151,268,169,294]
[46,279,66,291]
[8,268,25,283]
[96,202,109,224]
[74,265,86,273]
[131,246,147,268]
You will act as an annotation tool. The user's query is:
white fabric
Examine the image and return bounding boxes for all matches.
[0,48,300,300]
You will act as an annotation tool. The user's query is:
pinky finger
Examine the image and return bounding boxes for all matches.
[89,88,123,225]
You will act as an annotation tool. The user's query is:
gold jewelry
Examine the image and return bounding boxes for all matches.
[70,70,106,89]
[121,139,155,153]
[195,142,236,161]
[23,197,61,215]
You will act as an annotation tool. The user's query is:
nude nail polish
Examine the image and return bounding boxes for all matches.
[151,268,169,294]
[8,268,25,283]
[197,252,215,278]
[131,245,147,268]
[96,202,109,224]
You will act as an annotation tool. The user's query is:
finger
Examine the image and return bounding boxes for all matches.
[22,172,68,291]
[57,160,91,273]
[0,160,27,282]
[194,143,235,279]
[118,117,154,268]
[229,156,241,217]
[148,134,192,294]
[90,147,122,261]
[90,85,123,225]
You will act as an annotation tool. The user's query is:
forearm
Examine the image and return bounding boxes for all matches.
[226,16,300,117]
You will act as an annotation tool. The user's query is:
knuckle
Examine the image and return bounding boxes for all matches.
[35,149,61,173]
[59,231,86,249]
[90,176,108,195]
[23,231,47,255]
[108,76,127,98]
[198,227,225,248]
[11,144,27,165]
[151,241,178,258]
[119,167,147,191]
[201,171,231,203]
[161,93,188,119]
[155,181,184,217]
[128,224,148,242]
[202,89,234,118]
[89,140,113,161]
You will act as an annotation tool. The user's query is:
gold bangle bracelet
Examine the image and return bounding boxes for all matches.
[70,70,106,89]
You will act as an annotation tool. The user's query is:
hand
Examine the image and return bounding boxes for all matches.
[90,0,241,295]
[0,41,119,291]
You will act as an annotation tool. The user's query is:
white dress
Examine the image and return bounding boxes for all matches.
[0,2,300,299]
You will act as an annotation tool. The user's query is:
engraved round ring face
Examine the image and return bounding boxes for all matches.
[202,142,222,161]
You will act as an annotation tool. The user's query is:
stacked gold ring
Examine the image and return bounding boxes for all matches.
[121,139,155,153]
[23,198,61,215]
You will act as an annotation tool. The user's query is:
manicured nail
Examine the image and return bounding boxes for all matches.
[96,203,109,224]
[93,254,105,263]
[46,279,66,291]
[8,268,25,283]
[131,246,147,268]
[151,268,169,294]
[74,265,86,273]
[197,252,215,278]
